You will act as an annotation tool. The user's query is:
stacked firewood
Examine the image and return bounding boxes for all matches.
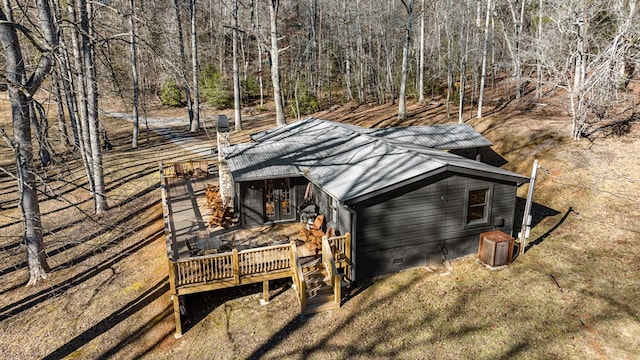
[205,184,231,228]
[205,184,221,208]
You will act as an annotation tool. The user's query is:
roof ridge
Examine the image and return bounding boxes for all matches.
[327,119,451,168]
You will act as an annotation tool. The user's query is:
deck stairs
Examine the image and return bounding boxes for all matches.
[300,256,340,314]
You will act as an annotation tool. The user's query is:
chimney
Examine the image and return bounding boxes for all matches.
[216,115,234,204]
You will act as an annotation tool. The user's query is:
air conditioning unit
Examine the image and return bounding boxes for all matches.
[478,230,514,267]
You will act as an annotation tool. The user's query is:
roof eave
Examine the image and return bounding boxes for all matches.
[445,164,530,184]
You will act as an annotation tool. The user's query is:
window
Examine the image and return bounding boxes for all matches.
[465,187,491,226]
[329,196,338,224]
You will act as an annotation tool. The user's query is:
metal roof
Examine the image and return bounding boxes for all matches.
[250,118,492,149]
[224,118,528,204]
[356,124,493,149]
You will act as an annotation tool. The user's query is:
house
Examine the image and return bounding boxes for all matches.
[221,118,529,281]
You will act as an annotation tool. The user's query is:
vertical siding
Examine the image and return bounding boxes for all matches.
[355,174,518,280]
[337,205,351,236]
[294,177,307,218]
[240,181,264,227]
[315,184,329,219]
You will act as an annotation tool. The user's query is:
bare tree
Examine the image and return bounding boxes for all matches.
[477,0,492,118]
[251,0,286,126]
[398,0,415,121]
[173,0,195,128]
[77,0,107,213]
[418,0,426,103]
[130,0,141,148]
[232,0,242,130]
[190,0,201,132]
[0,0,58,285]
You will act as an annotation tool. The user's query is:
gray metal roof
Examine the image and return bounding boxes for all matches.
[224,120,357,181]
[224,118,528,204]
[250,118,492,149]
[356,124,493,149]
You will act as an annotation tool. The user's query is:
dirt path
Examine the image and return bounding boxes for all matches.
[104,110,217,159]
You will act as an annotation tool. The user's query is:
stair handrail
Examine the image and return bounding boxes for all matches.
[321,236,341,305]
[289,241,306,309]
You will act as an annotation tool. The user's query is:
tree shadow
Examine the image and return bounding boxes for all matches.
[181,278,292,335]
[0,229,163,321]
[246,269,487,359]
[0,198,161,278]
[586,112,639,140]
[42,278,170,360]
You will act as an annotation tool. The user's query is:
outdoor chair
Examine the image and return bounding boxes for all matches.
[208,197,231,228]
[185,238,202,257]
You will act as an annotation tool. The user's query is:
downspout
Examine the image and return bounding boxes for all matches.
[346,205,357,283]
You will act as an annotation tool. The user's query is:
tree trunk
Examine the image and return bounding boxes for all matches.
[269,0,286,126]
[506,0,526,99]
[477,0,491,118]
[190,0,200,132]
[258,42,265,107]
[68,0,95,196]
[535,0,543,98]
[51,4,80,149]
[130,0,140,148]
[458,8,468,124]
[0,0,58,285]
[80,0,107,213]
[52,70,70,148]
[418,0,425,103]
[173,0,194,129]
[398,0,415,122]
[233,0,242,131]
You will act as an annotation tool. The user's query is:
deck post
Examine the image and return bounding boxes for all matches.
[260,280,270,305]
[168,260,183,338]
[232,248,240,284]
[345,233,352,282]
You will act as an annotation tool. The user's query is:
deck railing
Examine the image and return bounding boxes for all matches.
[289,241,307,309]
[328,233,351,266]
[161,160,216,178]
[172,243,291,288]
[322,237,341,305]
[238,244,291,275]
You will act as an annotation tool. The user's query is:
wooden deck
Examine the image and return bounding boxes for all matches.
[160,161,352,338]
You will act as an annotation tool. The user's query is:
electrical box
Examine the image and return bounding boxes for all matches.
[478,230,514,267]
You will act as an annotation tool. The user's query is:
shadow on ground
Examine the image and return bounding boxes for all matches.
[181,278,292,335]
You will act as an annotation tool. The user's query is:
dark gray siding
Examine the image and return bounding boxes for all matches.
[240,180,264,227]
[337,205,351,236]
[294,178,307,213]
[314,184,329,222]
[355,174,517,280]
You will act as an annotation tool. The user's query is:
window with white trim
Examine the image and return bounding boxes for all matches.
[465,187,492,226]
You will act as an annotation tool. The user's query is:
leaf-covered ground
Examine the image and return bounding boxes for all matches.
[0,88,638,359]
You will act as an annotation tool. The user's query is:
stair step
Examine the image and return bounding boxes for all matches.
[306,282,333,294]
[302,300,340,315]
[306,281,333,297]
[298,254,342,315]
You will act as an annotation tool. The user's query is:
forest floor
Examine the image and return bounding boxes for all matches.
[0,84,639,359]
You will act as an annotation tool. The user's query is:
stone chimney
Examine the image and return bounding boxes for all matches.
[216,115,234,204]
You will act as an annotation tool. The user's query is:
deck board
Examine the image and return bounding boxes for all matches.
[164,175,314,260]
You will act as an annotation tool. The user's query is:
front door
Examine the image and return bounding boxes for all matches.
[264,178,295,222]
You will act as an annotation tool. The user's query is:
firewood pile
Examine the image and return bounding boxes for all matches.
[205,184,232,228]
